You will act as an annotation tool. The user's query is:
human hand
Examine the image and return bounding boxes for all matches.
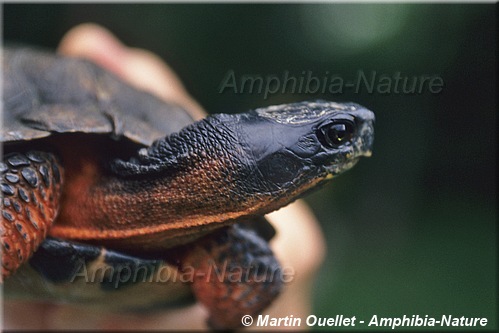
[3,23,326,330]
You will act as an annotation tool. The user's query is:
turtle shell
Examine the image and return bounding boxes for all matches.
[1,47,197,302]
[2,47,194,146]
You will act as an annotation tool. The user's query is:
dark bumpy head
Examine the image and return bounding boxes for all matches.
[240,100,374,186]
[112,100,374,218]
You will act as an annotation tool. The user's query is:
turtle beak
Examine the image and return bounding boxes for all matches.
[354,108,375,159]
[324,158,361,176]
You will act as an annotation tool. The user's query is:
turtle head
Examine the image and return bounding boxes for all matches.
[236,100,375,197]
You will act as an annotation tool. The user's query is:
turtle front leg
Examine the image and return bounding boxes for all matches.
[1,151,63,280]
[178,224,283,329]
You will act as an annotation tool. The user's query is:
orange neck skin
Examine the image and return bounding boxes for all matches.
[47,128,276,251]
[50,154,248,250]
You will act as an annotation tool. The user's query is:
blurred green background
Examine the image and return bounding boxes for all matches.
[3,4,496,330]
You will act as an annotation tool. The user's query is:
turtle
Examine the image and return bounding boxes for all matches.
[1,47,375,328]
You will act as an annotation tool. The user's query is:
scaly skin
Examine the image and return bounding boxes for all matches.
[177,225,283,329]
[1,152,63,279]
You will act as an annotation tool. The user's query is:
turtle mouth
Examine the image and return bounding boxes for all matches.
[321,133,373,177]
[324,157,360,177]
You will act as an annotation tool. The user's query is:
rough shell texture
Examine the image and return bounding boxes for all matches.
[2,47,194,146]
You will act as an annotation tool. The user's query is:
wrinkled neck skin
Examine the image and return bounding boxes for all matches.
[114,114,276,217]
[51,114,306,250]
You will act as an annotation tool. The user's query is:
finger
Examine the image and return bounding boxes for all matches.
[57,23,205,120]
[267,200,326,279]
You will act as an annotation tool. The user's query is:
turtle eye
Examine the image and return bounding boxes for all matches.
[319,121,355,148]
